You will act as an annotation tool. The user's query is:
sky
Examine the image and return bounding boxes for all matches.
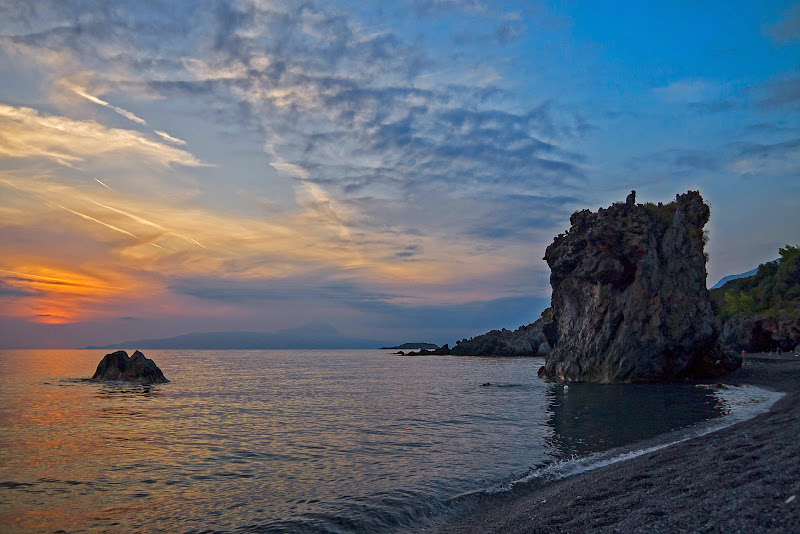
[0,0,798,348]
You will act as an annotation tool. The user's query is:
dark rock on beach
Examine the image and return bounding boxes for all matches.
[722,313,800,353]
[91,350,169,384]
[540,190,740,383]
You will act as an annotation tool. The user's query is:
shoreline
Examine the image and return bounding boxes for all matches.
[436,358,800,533]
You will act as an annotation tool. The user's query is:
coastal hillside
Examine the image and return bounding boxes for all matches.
[711,245,800,352]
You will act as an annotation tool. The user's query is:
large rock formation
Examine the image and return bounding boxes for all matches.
[91,350,169,384]
[539,190,741,383]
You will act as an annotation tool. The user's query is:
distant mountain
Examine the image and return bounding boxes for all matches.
[380,342,439,350]
[86,322,386,350]
[710,267,759,289]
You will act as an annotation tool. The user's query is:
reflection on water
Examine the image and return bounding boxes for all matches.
[93,381,162,399]
[544,383,725,458]
[0,350,750,534]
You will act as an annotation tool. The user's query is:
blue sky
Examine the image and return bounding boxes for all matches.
[0,0,798,347]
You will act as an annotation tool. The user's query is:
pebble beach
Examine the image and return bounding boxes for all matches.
[439,356,800,533]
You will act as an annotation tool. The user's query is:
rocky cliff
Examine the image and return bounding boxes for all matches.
[539,190,741,383]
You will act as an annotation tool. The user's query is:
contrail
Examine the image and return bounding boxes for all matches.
[0,179,138,239]
[154,130,187,145]
[94,178,113,190]
[49,201,139,239]
[168,232,208,249]
[88,199,207,249]
[71,85,148,125]
[88,199,162,229]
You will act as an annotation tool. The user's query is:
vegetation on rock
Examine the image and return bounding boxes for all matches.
[711,245,800,320]
[711,245,800,352]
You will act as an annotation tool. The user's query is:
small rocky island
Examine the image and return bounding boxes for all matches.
[539,190,741,382]
[91,350,169,384]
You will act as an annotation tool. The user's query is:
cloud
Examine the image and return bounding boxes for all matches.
[0,104,207,167]
[686,100,738,114]
[730,137,800,175]
[745,123,800,135]
[0,265,139,324]
[653,80,717,103]
[406,0,486,18]
[169,277,402,304]
[671,150,723,172]
[0,0,577,333]
[453,18,525,45]
[353,294,551,331]
[653,79,739,114]
[1,1,586,208]
[736,138,800,158]
[68,84,148,125]
[767,3,800,45]
[0,279,40,298]
[153,130,187,145]
[169,275,552,337]
[634,137,800,178]
[755,77,800,109]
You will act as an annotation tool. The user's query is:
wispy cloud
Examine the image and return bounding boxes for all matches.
[94,178,113,190]
[755,77,800,109]
[0,104,207,167]
[153,130,187,145]
[766,3,800,45]
[68,84,148,125]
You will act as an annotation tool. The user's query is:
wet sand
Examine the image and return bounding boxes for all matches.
[438,358,800,533]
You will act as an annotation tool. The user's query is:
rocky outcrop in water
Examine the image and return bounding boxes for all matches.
[539,190,741,383]
[91,350,169,384]
[449,310,555,356]
[403,310,555,357]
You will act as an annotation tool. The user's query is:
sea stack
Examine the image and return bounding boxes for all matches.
[539,190,741,383]
[91,350,169,384]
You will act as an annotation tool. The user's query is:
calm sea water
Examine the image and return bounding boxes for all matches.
[0,349,779,533]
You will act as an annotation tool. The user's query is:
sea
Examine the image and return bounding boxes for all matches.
[0,349,782,533]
